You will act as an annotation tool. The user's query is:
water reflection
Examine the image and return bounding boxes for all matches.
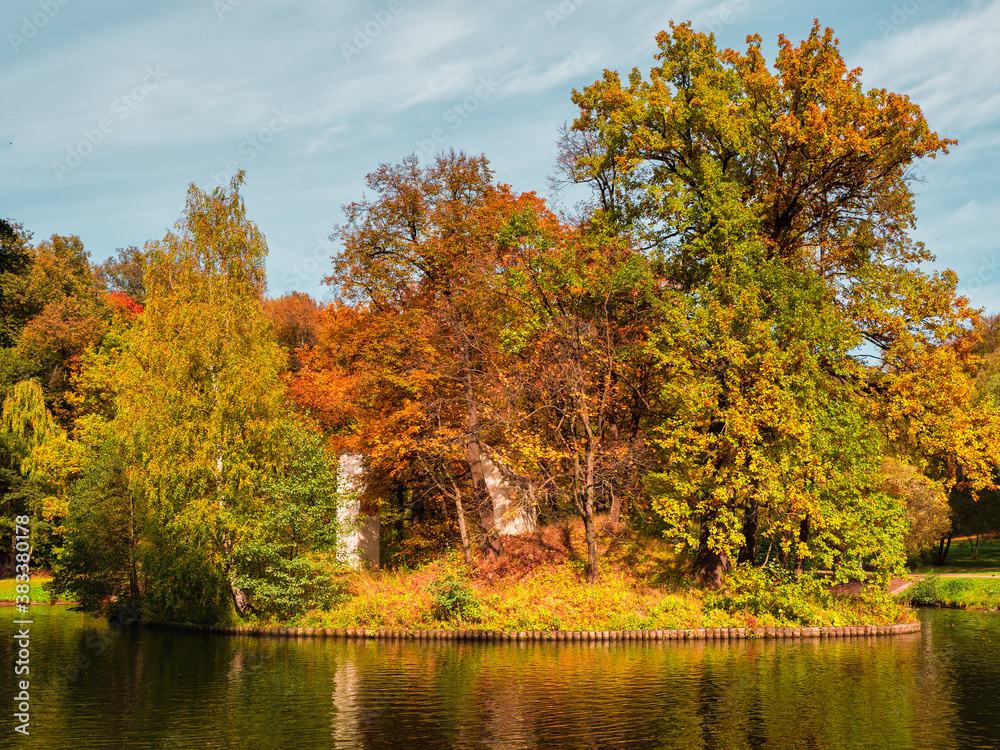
[0,608,997,749]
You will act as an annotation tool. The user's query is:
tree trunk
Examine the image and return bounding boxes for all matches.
[582,497,599,584]
[448,475,473,567]
[580,394,601,583]
[451,307,499,559]
[222,528,253,618]
[128,491,140,601]
[736,496,758,565]
[793,516,810,576]
[215,446,251,618]
[228,568,252,617]
[608,484,622,529]
[394,484,407,541]
[693,520,728,588]
[463,381,499,559]
[932,532,952,566]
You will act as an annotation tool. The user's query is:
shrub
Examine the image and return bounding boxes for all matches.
[706,564,829,626]
[427,563,482,623]
[905,574,942,606]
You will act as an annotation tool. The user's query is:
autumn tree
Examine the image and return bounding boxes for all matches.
[293,300,479,565]
[567,22,997,584]
[487,208,656,582]
[0,234,106,425]
[55,174,343,622]
[95,245,148,305]
[325,150,527,560]
[881,457,950,563]
[923,314,1000,564]
[264,291,320,372]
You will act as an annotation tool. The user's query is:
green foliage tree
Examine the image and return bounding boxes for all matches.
[55,174,343,622]
[231,420,341,621]
[51,418,144,614]
[0,378,77,569]
[0,218,32,349]
[566,22,997,585]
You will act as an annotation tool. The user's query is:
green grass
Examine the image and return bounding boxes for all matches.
[914,536,1000,575]
[899,575,1000,609]
[0,572,54,604]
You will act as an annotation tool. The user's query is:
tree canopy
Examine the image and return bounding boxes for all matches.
[5,23,998,622]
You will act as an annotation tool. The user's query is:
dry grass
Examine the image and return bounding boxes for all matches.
[295,518,682,629]
[286,516,910,630]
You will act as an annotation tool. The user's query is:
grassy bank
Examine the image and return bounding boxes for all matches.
[273,520,912,631]
[914,535,1000,575]
[2,524,916,627]
[0,572,54,604]
[899,575,1000,610]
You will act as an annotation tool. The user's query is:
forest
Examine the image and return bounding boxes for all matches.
[4,22,1000,626]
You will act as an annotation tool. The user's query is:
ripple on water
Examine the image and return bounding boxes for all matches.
[1,608,998,749]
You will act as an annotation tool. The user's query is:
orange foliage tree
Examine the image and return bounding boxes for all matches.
[566,22,1000,585]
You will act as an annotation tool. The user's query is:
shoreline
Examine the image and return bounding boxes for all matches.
[139,620,922,640]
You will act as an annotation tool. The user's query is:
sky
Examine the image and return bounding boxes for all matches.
[3,0,998,311]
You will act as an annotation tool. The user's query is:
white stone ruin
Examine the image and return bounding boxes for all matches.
[336,453,380,568]
[482,454,537,535]
[336,452,537,566]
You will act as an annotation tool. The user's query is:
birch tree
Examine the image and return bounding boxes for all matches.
[114,173,288,619]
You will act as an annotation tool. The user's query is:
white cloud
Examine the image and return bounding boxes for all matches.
[501,43,608,97]
[859,0,1000,131]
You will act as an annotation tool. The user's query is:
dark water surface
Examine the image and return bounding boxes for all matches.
[1,606,998,749]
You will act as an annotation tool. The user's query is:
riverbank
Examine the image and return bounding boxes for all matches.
[142,619,922,640]
[1,522,919,627]
[0,571,67,605]
[269,520,913,631]
[896,574,1000,610]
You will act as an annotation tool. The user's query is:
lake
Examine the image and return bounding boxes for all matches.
[1,606,998,749]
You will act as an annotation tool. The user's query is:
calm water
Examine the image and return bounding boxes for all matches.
[1,607,998,749]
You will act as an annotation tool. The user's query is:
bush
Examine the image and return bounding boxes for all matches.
[902,575,1000,609]
[904,574,942,606]
[427,563,482,623]
[705,564,829,626]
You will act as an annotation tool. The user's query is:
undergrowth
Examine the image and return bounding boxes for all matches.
[287,521,912,630]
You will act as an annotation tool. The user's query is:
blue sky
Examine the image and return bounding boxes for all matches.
[3,0,998,311]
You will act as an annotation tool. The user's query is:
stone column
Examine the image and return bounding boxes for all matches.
[337,453,380,567]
